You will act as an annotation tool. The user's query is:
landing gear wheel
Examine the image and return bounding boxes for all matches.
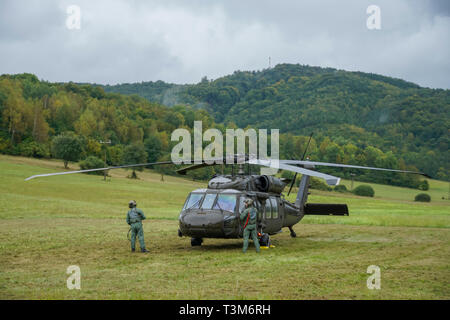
[289,227,297,238]
[191,238,203,247]
[259,233,270,247]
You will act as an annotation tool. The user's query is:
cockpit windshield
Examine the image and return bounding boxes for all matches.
[213,194,237,213]
[201,193,217,209]
[184,193,203,210]
[183,192,237,213]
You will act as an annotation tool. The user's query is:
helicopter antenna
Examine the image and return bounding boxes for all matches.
[301,133,313,161]
[287,132,313,196]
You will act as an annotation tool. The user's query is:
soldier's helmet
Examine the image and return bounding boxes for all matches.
[128,200,137,208]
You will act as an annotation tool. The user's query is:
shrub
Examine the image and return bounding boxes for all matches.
[310,177,332,191]
[17,140,50,158]
[418,180,429,191]
[414,193,431,202]
[353,185,375,197]
[334,185,348,193]
[79,156,105,175]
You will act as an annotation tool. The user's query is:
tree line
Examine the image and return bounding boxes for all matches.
[0,72,439,188]
[103,63,449,181]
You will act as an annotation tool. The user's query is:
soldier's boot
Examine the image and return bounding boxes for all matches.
[131,248,136,252]
[242,239,249,253]
[141,248,149,253]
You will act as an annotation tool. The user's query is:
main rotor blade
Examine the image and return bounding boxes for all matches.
[24,161,173,181]
[280,160,430,177]
[175,157,228,175]
[175,155,248,175]
[248,159,340,185]
[176,163,209,175]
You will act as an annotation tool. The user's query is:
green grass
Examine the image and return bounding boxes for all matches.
[0,155,449,299]
[338,178,449,204]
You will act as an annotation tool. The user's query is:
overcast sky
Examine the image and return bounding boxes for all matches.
[0,0,449,88]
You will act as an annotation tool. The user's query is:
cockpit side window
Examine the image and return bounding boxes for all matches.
[184,193,204,210]
[254,200,262,220]
[214,194,237,213]
[182,196,189,210]
[239,196,247,213]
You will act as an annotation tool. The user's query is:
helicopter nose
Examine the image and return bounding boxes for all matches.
[181,211,223,227]
[179,211,227,237]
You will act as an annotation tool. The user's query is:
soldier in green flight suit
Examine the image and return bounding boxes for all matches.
[240,199,260,253]
[126,200,149,253]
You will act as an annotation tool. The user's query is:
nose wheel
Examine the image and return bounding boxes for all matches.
[191,237,203,246]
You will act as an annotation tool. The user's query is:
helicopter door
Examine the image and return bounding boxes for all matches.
[216,194,239,238]
[262,197,283,235]
[238,195,258,238]
[238,196,247,237]
[269,197,283,233]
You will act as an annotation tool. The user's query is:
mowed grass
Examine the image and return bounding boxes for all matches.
[0,155,449,299]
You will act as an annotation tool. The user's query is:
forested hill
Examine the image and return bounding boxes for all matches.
[0,68,448,186]
[101,64,449,180]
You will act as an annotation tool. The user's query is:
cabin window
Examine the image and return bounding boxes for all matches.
[213,194,237,213]
[201,193,217,209]
[256,201,262,220]
[184,193,203,210]
[265,199,272,219]
[270,197,278,219]
[239,196,247,213]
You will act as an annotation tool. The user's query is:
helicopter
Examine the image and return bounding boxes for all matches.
[173,153,428,246]
[25,150,428,248]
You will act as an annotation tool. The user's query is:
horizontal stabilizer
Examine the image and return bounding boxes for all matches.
[304,203,349,216]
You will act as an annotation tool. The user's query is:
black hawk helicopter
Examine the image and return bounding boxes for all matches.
[25,149,428,247]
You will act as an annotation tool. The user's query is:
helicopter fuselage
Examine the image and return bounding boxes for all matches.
[178,188,304,239]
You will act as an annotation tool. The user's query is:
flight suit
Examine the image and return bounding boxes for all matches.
[240,206,260,253]
[126,207,147,251]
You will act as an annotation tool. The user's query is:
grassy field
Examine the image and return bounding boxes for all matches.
[0,155,449,299]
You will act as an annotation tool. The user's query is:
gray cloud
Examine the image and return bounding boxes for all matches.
[426,0,450,16]
[0,0,448,88]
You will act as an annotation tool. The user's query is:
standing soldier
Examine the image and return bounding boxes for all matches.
[126,200,149,253]
[240,199,260,253]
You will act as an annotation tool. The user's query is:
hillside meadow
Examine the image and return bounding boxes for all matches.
[0,155,449,299]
